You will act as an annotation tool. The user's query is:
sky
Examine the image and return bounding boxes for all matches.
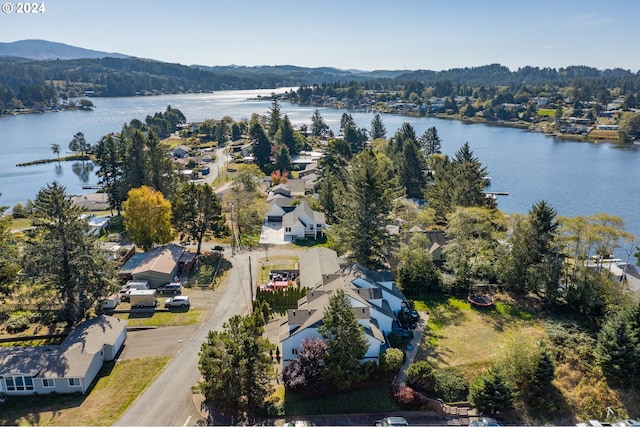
[2,0,639,72]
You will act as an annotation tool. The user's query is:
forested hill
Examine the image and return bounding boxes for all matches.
[0,56,401,98]
[1,50,640,105]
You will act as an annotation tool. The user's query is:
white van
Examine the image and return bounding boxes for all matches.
[119,280,149,302]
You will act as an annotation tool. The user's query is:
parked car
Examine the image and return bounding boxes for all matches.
[157,283,182,294]
[375,417,408,426]
[470,417,501,426]
[615,421,640,427]
[164,295,190,308]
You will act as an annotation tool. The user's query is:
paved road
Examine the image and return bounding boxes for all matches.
[114,248,255,426]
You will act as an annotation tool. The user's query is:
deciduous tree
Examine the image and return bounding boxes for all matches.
[122,185,174,251]
[282,336,327,391]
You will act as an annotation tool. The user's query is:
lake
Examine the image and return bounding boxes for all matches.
[1,89,638,254]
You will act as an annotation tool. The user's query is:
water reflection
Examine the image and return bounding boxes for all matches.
[54,162,63,176]
[71,161,94,183]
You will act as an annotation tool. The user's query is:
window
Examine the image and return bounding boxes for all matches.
[3,375,34,391]
[285,227,291,232]
[42,378,55,388]
[68,378,81,387]
[292,348,298,355]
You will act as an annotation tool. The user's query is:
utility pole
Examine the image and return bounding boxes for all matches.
[248,255,253,313]
[229,202,235,256]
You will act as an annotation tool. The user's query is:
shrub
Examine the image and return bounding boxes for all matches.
[392,384,431,410]
[433,367,469,402]
[380,348,404,377]
[6,312,31,333]
[406,360,435,391]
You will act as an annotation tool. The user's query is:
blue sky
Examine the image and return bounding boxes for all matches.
[3,0,639,72]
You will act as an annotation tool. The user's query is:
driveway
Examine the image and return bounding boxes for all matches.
[259,221,290,245]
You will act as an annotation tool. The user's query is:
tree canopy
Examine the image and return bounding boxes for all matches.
[122,185,175,251]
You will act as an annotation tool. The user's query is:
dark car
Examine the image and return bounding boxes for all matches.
[157,283,182,295]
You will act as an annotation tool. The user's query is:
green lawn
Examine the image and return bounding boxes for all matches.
[113,308,203,327]
[0,357,169,426]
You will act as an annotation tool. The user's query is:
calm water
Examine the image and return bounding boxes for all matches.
[1,89,639,251]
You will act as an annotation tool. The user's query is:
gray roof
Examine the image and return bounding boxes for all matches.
[282,202,325,229]
[0,315,126,378]
[299,247,342,289]
[120,244,185,276]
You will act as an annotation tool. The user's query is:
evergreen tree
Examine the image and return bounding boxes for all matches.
[333,150,398,270]
[425,142,493,223]
[319,289,369,390]
[469,370,514,414]
[0,195,19,296]
[273,144,292,173]
[268,98,281,138]
[276,115,298,154]
[145,131,176,197]
[172,182,228,257]
[68,131,89,158]
[249,120,272,173]
[370,113,387,140]
[95,134,125,215]
[195,313,274,423]
[311,109,329,137]
[595,311,638,386]
[419,126,442,157]
[22,182,116,325]
[395,234,442,296]
[533,348,556,388]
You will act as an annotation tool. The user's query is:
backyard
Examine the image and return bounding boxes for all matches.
[413,292,640,425]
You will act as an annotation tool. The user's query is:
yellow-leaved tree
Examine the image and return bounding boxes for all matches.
[123,185,175,251]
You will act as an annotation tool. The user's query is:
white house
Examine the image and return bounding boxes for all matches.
[279,278,387,366]
[279,255,409,367]
[0,315,126,395]
[282,202,326,241]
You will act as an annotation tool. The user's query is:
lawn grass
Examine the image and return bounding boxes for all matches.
[537,108,557,117]
[415,293,538,377]
[0,357,169,426]
[9,217,32,231]
[113,309,203,327]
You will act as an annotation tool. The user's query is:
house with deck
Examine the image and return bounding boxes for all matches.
[282,202,326,241]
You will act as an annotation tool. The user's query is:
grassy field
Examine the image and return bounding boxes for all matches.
[0,357,169,426]
[112,308,203,327]
[416,294,538,378]
[413,292,640,424]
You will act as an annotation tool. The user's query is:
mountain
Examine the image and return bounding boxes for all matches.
[0,39,129,60]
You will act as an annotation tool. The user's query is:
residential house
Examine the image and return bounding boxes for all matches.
[298,247,343,289]
[279,259,408,366]
[0,315,126,395]
[265,195,298,223]
[172,145,192,158]
[282,202,326,241]
[119,244,196,287]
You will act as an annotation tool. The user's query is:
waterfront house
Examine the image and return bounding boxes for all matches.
[0,315,126,396]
